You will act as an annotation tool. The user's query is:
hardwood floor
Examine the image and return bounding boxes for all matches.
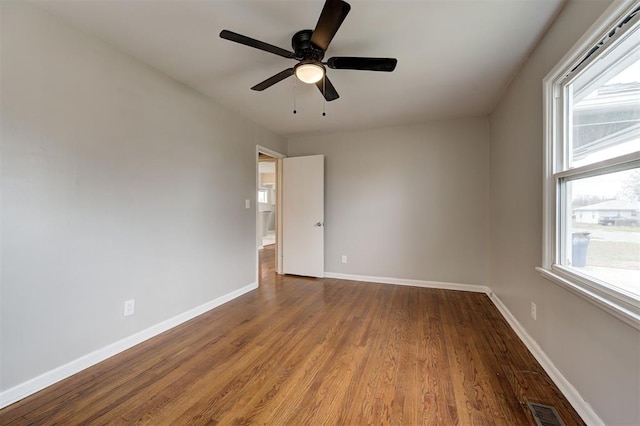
[1,245,583,425]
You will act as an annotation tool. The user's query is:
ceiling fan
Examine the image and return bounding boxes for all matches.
[219,0,397,102]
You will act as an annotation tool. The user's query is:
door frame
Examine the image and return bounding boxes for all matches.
[256,145,285,281]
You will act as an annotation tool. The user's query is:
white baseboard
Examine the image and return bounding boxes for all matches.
[0,282,258,409]
[488,293,604,426]
[325,272,603,424]
[1,277,604,425]
[324,271,490,294]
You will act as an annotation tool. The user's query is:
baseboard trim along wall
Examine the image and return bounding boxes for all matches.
[323,272,490,293]
[488,293,605,426]
[1,276,604,424]
[0,282,258,409]
[326,271,603,425]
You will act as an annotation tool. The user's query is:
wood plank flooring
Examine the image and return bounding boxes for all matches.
[0,245,584,425]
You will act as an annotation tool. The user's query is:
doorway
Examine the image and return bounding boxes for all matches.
[256,148,325,282]
[258,153,277,249]
[256,146,284,282]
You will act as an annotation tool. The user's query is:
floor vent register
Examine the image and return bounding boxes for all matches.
[527,402,567,426]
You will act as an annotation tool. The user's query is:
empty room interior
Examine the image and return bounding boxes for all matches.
[1,0,639,425]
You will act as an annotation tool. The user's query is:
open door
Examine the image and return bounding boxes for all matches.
[282,155,324,278]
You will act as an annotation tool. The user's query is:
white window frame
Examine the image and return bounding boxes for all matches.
[539,0,640,330]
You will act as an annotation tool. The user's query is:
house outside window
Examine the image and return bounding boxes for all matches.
[541,2,640,329]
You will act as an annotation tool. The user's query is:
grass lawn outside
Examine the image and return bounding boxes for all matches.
[586,240,640,270]
[577,223,640,234]
[570,223,640,297]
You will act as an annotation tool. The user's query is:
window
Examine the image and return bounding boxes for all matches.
[541,2,640,329]
[258,188,268,203]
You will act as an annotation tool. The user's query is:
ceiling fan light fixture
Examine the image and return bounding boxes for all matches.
[295,62,325,84]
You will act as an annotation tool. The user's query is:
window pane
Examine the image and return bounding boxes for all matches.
[258,189,268,203]
[567,23,640,169]
[564,168,640,297]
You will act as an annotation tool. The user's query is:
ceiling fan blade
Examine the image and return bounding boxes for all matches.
[310,0,351,52]
[315,76,340,101]
[327,57,397,72]
[220,30,294,59]
[251,68,295,91]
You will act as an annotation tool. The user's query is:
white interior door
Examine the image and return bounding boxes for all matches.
[282,155,324,278]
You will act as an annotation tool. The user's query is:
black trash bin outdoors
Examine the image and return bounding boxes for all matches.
[572,232,590,267]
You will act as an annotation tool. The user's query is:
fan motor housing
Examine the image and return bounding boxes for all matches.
[292,29,325,61]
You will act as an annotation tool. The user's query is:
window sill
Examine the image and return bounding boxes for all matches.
[536,266,640,331]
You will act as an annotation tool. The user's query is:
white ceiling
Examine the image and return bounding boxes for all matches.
[34,0,564,137]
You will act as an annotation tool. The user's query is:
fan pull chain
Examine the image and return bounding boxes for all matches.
[322,75,326,117]
[293,78,297,114]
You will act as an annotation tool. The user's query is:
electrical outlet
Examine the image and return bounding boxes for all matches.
[341,255,347,264]
[531,302,537,320]
[245,199,251,209]
[124,299,135,316]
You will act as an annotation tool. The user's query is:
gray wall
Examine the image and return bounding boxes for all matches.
[288,118,489,286]
[489,1,640,424]
[0,1,286,391]
[3,1,639,423]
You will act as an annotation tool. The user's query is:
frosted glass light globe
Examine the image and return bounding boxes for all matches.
[295,63,325,84]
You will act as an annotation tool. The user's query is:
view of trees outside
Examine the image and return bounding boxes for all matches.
[622,169,640,201]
